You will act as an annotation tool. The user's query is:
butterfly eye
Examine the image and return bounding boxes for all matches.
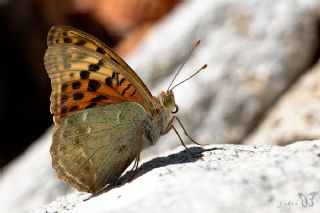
[172,104,179,114]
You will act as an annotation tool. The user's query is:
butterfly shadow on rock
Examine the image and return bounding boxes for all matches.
[88,146,222,198]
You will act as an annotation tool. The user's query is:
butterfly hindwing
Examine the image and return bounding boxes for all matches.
[51,102,148,193]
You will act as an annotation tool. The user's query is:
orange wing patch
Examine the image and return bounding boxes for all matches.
[50,75,146,124]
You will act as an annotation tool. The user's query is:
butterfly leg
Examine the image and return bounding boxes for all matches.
[111,156,140,186]
[128,153,141,181]
[128,134,143,182]
[171,125,203,160]
[172,116,208,146]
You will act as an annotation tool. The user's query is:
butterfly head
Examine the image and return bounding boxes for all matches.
[160,90,179,114]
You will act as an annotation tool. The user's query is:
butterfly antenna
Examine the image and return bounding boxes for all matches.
[167,40,201,91]
[170,64,207,91]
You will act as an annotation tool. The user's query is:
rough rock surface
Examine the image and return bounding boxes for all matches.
[32,141,320,213]
[245,62,320,145]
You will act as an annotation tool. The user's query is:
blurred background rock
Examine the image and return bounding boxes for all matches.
[1,0,320,212]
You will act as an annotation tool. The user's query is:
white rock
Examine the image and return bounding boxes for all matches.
[245,62,320,145]
[33,141,320,213]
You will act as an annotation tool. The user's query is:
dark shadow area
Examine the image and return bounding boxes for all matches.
[87,146,223,199]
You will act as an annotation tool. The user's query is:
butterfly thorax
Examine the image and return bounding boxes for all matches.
[158,90,177,134]
[142,90,176,148]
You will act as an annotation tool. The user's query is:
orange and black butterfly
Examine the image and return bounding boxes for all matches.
[44,25,206,193]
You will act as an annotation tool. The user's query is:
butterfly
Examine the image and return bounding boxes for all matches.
[298,192,318,207]
[44,25,206,193]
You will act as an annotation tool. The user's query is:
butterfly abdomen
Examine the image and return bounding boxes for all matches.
[141,117,161,148]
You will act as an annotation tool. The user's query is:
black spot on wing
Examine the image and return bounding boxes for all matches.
[130,89,137,96]
[88,64,100,72]
[90,95,108,102]
[105,77,113,87]
[96,47,105,54]
[75,40,86,46]
[80,71,90,79]
[61,84,68,92]
[72,81,81,90]
[85,103,97,109]
[121,84,132,96]
[87,80,101,92]
[119,78,126,85]
[73,93,84,100]
[63,37,72,43]
[70,105,79,111]
[112,72,119,86]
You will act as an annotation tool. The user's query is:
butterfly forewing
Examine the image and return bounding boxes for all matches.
[45,25,157,124]
[45,43,147,123]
